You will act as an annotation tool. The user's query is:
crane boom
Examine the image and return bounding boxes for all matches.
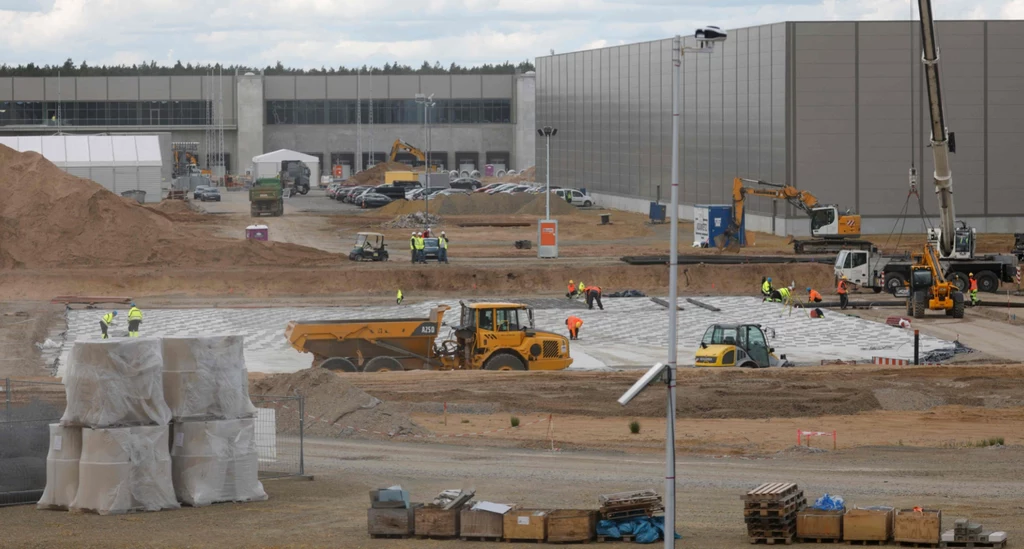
[918,0,957,257]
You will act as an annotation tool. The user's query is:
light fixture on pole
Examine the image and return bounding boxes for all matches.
[643,26,727,549]
[537,126,557,220]
[415,93,436,216]
[536,126,558,258]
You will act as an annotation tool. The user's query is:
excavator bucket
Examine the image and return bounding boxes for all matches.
[713,234,742,253]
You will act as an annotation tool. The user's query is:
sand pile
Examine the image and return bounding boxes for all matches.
[250,369,427,439]
[0,145,340,269]
[144,199,207,222]
[377,193,576,217]
[348,162,413,186]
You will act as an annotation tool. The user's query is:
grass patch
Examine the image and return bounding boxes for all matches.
[629,420,641,434]
[510,416,520,428]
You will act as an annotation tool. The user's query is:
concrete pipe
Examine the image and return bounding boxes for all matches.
[496,170,506,178]
[470,170,481,178]
[449,170,459,180]
[460,170,470,179]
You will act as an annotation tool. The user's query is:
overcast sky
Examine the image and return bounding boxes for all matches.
[1,0,1022,69]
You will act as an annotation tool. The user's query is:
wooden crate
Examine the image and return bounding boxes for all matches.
[547,509,597,543]
[503,509,549,541]
[459,508,504,540]
[415,505,460,538]
[894,509,942,544]
[844,508,894,542]
[367,504,419,537]
[797,509,843,539]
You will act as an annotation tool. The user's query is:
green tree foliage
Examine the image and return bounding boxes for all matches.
[0,58,535,77]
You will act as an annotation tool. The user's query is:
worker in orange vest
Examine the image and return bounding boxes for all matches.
[837,275,850,310]
[565,316,583,340]
[969,272,979,305]
[566,279,578,299]
[807,287,823,303]
[583,285,604,310]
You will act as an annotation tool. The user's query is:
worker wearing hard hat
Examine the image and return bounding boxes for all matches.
[969,273,978,305]
[578,281,585,295]
[566,280,577,299]
[583,285,604,310]
[807,287,823,303]
[414,232,426,263]
[761,277,773,301]
[837,275,850,310]
[127,302,143,338]
[565,315,583,340]
[410,232,417,264]
[770,286,791,304]
[397,289,403,305]
[438,231,449,264]
[100,310,117,339]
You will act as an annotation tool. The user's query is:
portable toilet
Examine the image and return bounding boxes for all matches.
[693,204,745,247]
[246,224,269,241]
[484,164,495,177]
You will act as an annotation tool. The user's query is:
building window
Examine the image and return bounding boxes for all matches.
[10,101,44,125]
[111,101,138,125]
[267,100,295,124]
[172,100,211,125]
[328,100,357,124]
[295,100,325,124]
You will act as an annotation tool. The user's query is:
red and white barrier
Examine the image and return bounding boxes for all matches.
[872,356,909,366]
[797,429,837,450]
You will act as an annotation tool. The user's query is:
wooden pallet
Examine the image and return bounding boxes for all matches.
[744,491,806,510]
[369,534,412,539]
[503,539,543,544]
[746,514,799,526]
[797,538,843,544]
[461,536,503,542]
[415,535,458,540]
[743,483,800,502]
[597,535,634,543]
[749,537,794,545]
[898,543,939,548]
[845,541,888,546]
[745,499,807,516]
[941,541,1007,549]
[749,527,798,539]
[601,507,662,521]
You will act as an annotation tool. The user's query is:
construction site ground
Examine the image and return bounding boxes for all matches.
[2,174,1024,548]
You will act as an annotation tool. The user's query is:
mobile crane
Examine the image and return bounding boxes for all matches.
[728,177,872,254]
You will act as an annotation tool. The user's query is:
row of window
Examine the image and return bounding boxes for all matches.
[266,99,512,125]
[0,100,212,126]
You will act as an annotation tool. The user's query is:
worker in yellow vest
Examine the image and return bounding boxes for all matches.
[127,302,143,337]
[397,289,403,305]
[438,231,449,264]
[100,310,117,339]
[414,232,426,263]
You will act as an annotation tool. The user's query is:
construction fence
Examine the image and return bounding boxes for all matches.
[0,379,306,506]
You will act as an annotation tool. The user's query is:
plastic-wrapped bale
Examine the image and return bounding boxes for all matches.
[37,424,83,510]
[70,426,179,515]
[60,339,171,427]
[162,336,258,421]
[170,418,267,506]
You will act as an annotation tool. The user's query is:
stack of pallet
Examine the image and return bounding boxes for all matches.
[743,482,806,545]
[598,489,664,521]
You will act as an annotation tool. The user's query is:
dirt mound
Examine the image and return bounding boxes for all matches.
[348,162,413,186]
[377,193,576,217]
[0,145,340,269]
[144,200,207,222]
[250,369,427,439]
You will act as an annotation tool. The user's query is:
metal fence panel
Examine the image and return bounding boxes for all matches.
[1,378,66,506]
[251,395,305,479]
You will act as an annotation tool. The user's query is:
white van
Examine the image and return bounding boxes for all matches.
[552,188,594,207]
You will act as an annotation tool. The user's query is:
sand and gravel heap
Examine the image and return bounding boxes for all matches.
[347,161,413,186]
[0,145,339,268]
[250,369,427,439]
[377,192,576,216]
[144,199,207,222]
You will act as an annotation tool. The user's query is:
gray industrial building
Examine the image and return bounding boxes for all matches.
[535,21,1024,235]
[0,72,537,180]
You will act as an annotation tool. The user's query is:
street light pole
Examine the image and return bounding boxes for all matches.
[416,93,435,217]
[537,126,557,220]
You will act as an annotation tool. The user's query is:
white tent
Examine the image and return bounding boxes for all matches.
[252,149,320,185]
[0,135,162,203]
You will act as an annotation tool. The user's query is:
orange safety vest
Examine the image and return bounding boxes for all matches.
[584,286,601,295]
[568,283,576,293]
[969,278,978,291]
[809,289,822,301]
[837,280,848,295]
[566,316,583,329]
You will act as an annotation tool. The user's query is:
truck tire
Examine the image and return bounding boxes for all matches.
[886,273,906,295]
[321,357,357,372]
[364,357,404,372]
[912,292,928,319]
[948,271,969,293]
[484,353,526,371]
[976,270,999,293]
[906,298,913,316]
[951,291,966,319]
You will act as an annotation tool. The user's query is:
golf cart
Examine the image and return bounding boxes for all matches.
[348,232,389,262]
[694,323,792,368]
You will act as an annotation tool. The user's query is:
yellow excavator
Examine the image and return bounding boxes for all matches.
[726,177,872,254]
[388,139,439,171]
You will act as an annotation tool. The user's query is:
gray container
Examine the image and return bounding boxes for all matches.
[120,190,147,204]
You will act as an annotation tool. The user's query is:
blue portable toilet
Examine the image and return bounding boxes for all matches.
[649,202,667,223]
[693,204,745,247]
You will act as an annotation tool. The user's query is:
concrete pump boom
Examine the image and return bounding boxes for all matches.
[918,0,957,257]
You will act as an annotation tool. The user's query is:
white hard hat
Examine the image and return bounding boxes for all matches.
[441,231,446,234]
[411,231,416,235]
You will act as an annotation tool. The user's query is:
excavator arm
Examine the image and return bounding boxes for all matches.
[389,139,428,163]
[730,177,822,230]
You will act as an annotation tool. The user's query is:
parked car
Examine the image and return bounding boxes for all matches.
[474,182,503,193]
[326,183,342,198]
[450,178,482,191]
[199,187,221,202]
[553,188,595,207]
[422,237,441,261]
[501,184,533,194]
[341,186,370,202]
[350,187,374,203]
[357,192,392,208]
[437,188,471,196]
[486,184,517,195]
[193,185,213,199]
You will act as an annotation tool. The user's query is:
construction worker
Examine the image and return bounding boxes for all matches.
[770,286,791,304]
[807,287,823,303]
[578,280,585,295]
[565,315,583,340]
[969,273,979,305]
[583,285,604,310]
[423,226,432,238]
[438,231,449,264]
[127,302,143,338]
[761,277,773,300]
[410,232,417,263]
[414,232,426,263]
[566,280,577,299]
[397,289,403,305]
[100,310,117,339]
[837,275,850,310]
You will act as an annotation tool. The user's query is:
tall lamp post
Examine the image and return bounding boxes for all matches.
[415,93,436,216]
[664,27,727,548]
[537,126,557,219]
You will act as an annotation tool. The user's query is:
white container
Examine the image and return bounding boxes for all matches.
[161,336,257,422]
[171,418,268,506]
[71,426,179,515]
[37,424,83,510]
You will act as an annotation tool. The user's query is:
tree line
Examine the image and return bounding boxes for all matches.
[0,59,535,77]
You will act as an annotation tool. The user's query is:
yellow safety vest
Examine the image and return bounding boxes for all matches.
[414,237,425,250]
[779,288,791,300]
[762,280,771,294]
[439,236,448,249]
[102,313,115,325]
[410,237,416,250]
[128,307,143,321]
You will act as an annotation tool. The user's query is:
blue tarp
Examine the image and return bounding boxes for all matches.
[812,494,845,511]
[597,516,681,544]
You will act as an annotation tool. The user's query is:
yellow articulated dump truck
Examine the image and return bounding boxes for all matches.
[285,302,573,372]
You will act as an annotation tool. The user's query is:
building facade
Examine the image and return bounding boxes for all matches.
[0,72,536,180]
[535,21,1024,235]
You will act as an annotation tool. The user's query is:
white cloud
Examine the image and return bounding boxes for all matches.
[0,0,1018,68]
